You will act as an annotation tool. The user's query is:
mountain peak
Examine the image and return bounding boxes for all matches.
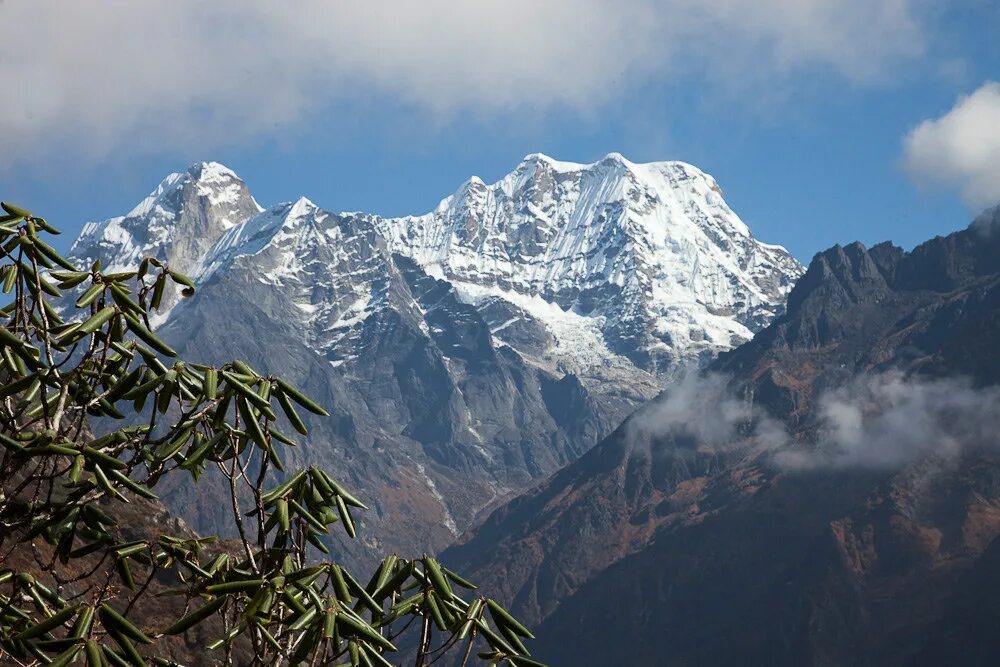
[518,152,587,172]
[187,161,241,183]
[68,160,263,288]
[376,152,804,373]
[289,196,317,214]
[971,204,1000,237]
[68,152,803,374]
[516,151,708,176]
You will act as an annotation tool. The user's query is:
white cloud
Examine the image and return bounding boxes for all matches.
[628,370,1000,471]
[777,373,1000,469]
[0,0,928,162]
[903,81,1000,207]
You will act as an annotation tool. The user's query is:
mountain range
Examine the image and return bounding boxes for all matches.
[60,157,1000,665]
[66,156,802,568]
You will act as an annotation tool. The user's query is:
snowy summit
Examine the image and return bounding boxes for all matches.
[68,153,803,377]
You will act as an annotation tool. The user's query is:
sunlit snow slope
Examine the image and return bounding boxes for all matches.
[376,152,802,373]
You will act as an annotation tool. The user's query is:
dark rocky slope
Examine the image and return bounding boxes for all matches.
[444,207,1000,666]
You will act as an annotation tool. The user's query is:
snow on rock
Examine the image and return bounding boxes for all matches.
[59,154,805,565]
[66,153,802,378]
[66,162,263,320]
[373,152,803,373]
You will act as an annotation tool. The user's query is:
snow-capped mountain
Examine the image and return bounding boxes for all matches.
[68,162,262,318]
[65,154,802,568]
[377,153,801,373]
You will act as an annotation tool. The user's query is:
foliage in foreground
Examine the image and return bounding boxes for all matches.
[0,200,543,666]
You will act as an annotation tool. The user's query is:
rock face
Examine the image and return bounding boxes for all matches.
[443,208,1000,666]
[69,162,262,321]
[65,155,801,569]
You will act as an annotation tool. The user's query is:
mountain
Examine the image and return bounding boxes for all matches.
[69,162,262,322]
[376,153,801,374]
[443,207,1000,665]
[65,155,801,568]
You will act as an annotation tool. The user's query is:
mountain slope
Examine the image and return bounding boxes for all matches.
[443,207,1000,665]
[65,154,801,568]
[155,201,639,566]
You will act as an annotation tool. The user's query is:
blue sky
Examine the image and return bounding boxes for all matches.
[2,1,998,262]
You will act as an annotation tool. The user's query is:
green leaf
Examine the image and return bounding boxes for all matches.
[320,470,368,510]
[443,566,478,591]
[487,599,535,639]
[32,236,76,271]
[106,627,148,667]
[289,498,327,534]
[330,564,352,604]
[108,469,158,500]
[276,390,308,435]
[71,606,95,640]
[0,324,27,349]
[205,579,264,594]
[335,494,356,539]
[106,365,144,402]
[336,613,396,652]
[1,201,30,217]
[426,592,449,631]
[116,557,136,591]
[123,314,176,357]
[275,378,330,416]
[93,465,127,502]
[100,645,131,667]
[423,558,454,601]
[167,270,195,288]
[81,446,128,471]
[237,397,270,453]
[84,640,103,667]
[75,306,117,336]
[361,643,396,667]
[98,604,153,645]
[203,367,218,400]
[46,644,83,667]
[220,371,273,417]
[110,284,146,316]
[161,596,226,635]
[276,498,290,533]
[2,262,18,293]
[0,373,37,398]
[150,275,166,310]
[76,284,104,309]
[13,604,80,641]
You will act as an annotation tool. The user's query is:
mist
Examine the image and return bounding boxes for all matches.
[626,372,789,454]
[778,372,1000,469]
[629,370,1000,470]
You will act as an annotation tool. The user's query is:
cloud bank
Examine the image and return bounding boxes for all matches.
[627,372,790,453]
[903,82,1000,208]
[631,371,1000,470]
[1,0,926,162]
[780,373,1000,469]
